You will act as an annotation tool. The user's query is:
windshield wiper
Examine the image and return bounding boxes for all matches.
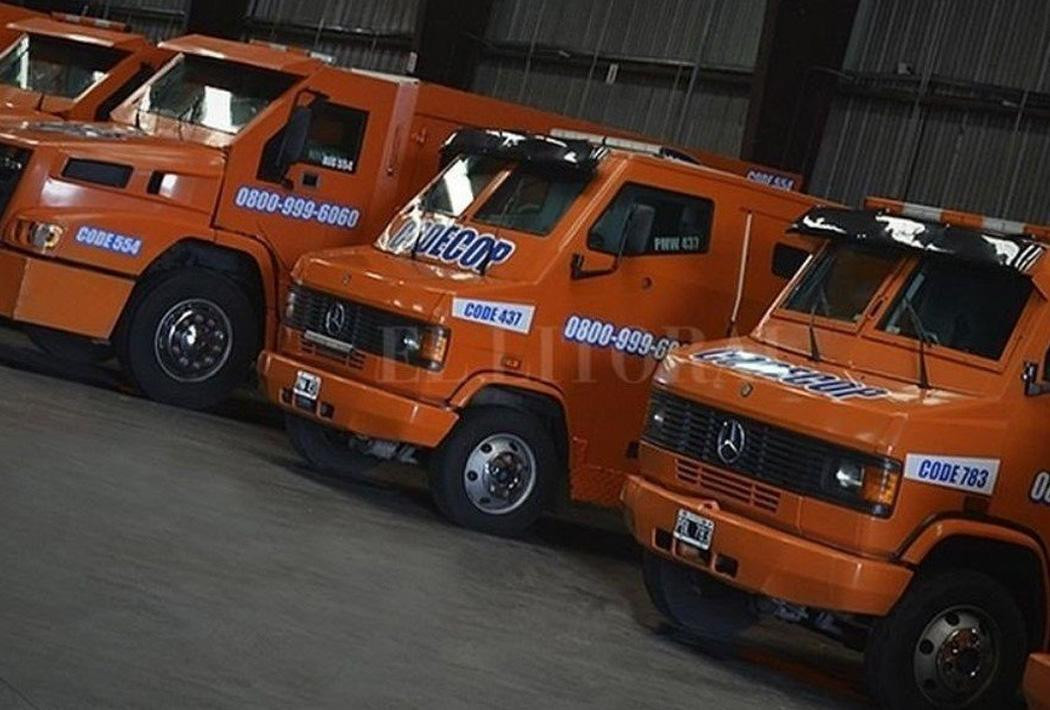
[807,300,822,363]
[805,284,830,363]
[902,298,932,390]
[477,175,528,276]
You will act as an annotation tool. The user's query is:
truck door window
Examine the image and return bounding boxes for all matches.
[140,54,297,134]
[474,166,589,236]
[302,102,368,174]
[783,243,898,322]
[0,34,127,99]
[588,183,713,256]
[422,155,506,217]
[879,257,1032,360]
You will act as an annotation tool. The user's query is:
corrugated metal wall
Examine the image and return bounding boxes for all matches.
[246,0,421,73]
[85,0,188,41]
[75,0,767,156]
[811,0,1050,223]
[472,0,767,156]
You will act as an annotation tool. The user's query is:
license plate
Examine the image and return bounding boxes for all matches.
[674,509,715,551]
[293,370,321,401]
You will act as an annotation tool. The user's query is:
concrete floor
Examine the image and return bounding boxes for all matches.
[0,329,869,709]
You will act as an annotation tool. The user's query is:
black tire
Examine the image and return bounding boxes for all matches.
[117,268,259,410]
[25,324,113,364]
[428,406,556,537]
[641,551,756,639]
[864,569,1028,709]
[284,413,383,479]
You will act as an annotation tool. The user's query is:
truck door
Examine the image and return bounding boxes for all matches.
[215,70,407,273]
[1001,310,1050,551]
[561,176,744,505]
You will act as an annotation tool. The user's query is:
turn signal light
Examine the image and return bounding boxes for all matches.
[419,326,450,369]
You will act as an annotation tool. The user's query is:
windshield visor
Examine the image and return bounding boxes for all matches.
[138,54,296,134]
[375,154,592,277]
[0,33,127,99]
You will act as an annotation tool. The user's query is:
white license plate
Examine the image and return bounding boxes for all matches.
[673,509,715,551]
[293,371,322,401]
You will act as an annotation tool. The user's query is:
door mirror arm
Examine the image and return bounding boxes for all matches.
[570,203,655,281]
[1023,361,1050,396]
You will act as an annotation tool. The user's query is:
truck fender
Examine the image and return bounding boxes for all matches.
[212,230,281,345]
[135,234,279,347]
[449,371,567,412]
[899,517,1050,645]
[448,372,573,465]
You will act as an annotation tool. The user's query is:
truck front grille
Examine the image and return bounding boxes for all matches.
[643,388,842,500]
[285,284,428,363]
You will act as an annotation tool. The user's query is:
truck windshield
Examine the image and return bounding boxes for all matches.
[423,155,506,217]
[783,242,899,322]
[139,54,297,134]
[879,257,1032,360]
[0,34,127,99]
[474,165,590,236]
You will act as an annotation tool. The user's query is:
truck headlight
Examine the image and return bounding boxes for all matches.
[284,286,299,322]
[825,457,901,518]
[394,325,449,370]
[21,221,64,252]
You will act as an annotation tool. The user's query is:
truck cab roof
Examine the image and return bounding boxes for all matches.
[159,34,325,75]
[6,16,148,50]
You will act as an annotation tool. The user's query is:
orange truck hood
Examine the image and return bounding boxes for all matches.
[294,246,514,322]
[657,339,990,457]
[0,121,224,176]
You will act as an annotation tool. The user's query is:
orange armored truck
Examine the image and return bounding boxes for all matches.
[624,198,1050,708]
[0,32,799,409]
[257,128,823,536]
[0,8,169,121]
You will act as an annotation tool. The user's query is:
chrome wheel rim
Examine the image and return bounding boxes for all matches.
[154,298,233,383]
[463,433,536,515]
[913,605,999,706]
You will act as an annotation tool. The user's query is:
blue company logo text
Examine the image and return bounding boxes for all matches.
[74,225,142,256]
[385,217,515,273]
[694,348,888,400]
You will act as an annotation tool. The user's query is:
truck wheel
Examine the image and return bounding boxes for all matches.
[865,570,1027,709]
[428,406,555,537]
[118,268,259,410]
[25,325,113,364]
[642,551,756,638]
[284,413,383,480]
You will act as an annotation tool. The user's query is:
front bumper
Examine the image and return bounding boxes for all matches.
[257,349,459,449]
[1026,655,1050,710]
[0,246,133,338]
[622,473,913,616]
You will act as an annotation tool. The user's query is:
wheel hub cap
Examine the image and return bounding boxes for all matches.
[154,298,233,383]
[913,606,999,706]
[463,434,536,515]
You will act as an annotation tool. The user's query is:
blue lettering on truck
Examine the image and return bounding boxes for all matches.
[74,226,142,256]
[385,218,516,273]
[233,185,360,229]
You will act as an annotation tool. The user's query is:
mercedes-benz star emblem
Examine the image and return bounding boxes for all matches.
[324,303,348,337]
[717,419,746,465]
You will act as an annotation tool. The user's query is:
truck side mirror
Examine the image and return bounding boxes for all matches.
[274,105,312,178]
[1023,357,1050,396]
[571,203,655,281]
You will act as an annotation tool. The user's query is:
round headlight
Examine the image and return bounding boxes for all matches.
[835,461,864,490]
